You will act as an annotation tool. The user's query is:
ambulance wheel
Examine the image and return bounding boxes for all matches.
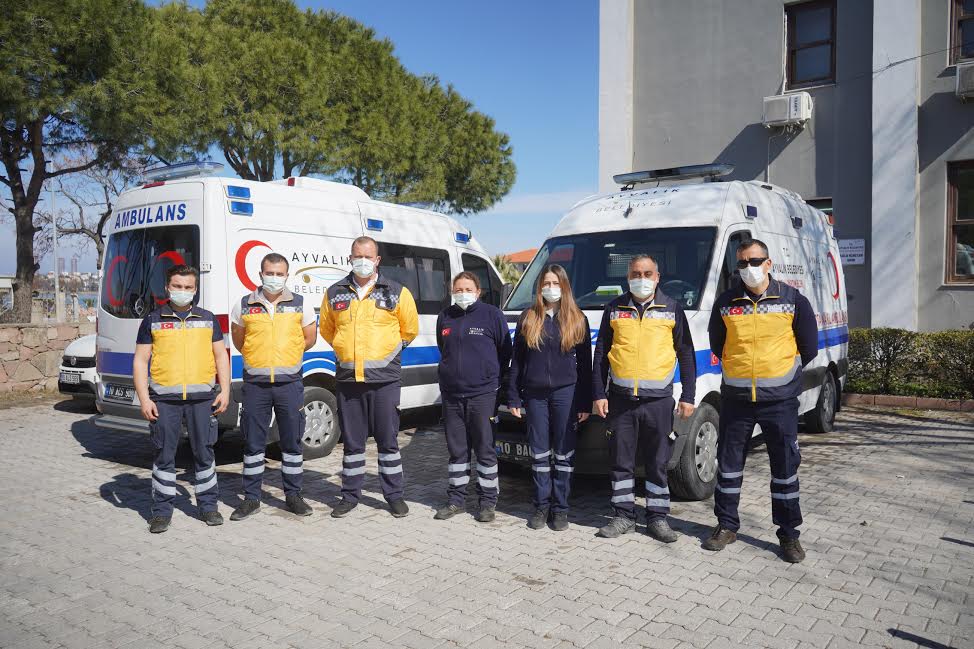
[300,387,340,460]
[804,371,837,433]
[668,402,719,501]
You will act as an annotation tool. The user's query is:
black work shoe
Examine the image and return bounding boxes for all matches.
[434,503,463,520]
[779,537,806,563]
[598,516,636,538]
[550,512,569,531]
[286,494,313,517]
[201,510,223,526]
[528,508,549,530]
[702,525,737,551]
[330,499,357,518]
[645,519,678,543]
[475,505,496,523]
[148,516,171,534]
[230,499,261,521]
[389,499,410,518]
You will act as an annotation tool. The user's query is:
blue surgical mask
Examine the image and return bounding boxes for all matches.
[261,274,287,294]
[169,290,195,307]
[629,278,656,300]
[453,292,477,310]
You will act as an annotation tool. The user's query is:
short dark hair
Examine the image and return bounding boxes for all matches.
[452,271,481,290]
[352,236,378,253]
[260,252,289,272]
[737,239,770,257]
[166,264,199,284]
[628,254,658,269]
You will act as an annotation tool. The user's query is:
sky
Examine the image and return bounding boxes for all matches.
[3,0,598,273]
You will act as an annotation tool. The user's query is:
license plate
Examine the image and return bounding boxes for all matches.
[495,441,532,461]
[104,384,136,403]
[59,372,81,384]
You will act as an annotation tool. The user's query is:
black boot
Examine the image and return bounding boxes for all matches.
[148,516,171,534]
[230,499,260,521]
[286,494,313,517]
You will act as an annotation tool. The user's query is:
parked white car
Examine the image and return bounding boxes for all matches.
[59,334,98,400]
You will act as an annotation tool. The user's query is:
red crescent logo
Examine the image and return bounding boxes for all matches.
[827,252,840,300]
[234,240,271,291]
[105,255,128,307]
[153,250,186,304]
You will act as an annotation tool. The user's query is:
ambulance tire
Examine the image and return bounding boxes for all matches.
[804,371,837,433]
[299,387,340,460]
[668,402,719,501]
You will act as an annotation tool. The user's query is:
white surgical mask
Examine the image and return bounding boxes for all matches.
[739,265,766,288]
[168,290,195,307]
[541,287,562,303]
[453,292,477,310]
[351,258,375,278]
[261,274,287,293]
[628,278,656,300]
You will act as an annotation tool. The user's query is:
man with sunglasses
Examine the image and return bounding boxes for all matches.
[705,239,818,563]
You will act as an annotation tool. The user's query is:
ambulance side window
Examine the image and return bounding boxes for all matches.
[717,230,752,295]
[461,254,503,307]
[376,243,450,315]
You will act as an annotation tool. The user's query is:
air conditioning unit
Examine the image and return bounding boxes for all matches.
[956,61,974,100]
[762,92,813,128]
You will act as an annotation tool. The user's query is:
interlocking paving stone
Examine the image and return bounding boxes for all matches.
[0,401,972,648]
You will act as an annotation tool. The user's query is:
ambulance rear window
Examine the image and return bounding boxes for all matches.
[100,225,200,319]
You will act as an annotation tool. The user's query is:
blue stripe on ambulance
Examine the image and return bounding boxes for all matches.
[97,325,849,381]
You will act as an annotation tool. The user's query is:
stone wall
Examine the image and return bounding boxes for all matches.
[0,323,96,393]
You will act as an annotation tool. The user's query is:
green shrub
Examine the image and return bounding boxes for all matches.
[846,328,974,399]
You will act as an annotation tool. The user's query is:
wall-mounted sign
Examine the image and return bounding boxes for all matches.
[838,239,865,266]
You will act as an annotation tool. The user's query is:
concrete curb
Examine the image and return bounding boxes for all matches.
[842,393,974,412]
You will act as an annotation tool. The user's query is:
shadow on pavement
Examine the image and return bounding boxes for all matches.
[887,629,958,649]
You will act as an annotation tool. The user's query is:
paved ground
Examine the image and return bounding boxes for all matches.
[0,400,972,649]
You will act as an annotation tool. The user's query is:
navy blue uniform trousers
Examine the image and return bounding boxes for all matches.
[150,398,219,517]
[606,394,675,522]
[337,381,404,503]
[241,380,305,500]
[714,397,803,540]
[523,384,577,513]
[442,392,498,507]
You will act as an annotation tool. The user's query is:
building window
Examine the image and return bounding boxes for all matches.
[947,161,974,283]
[806,198,833,216]
[952,0,974,63]
[785,0,836,89]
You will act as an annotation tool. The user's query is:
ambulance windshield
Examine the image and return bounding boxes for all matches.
[100,225,200,319]
[506,227,717,311]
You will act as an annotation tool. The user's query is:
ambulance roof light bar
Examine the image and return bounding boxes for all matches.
[613,163,734,189]
[144,161,224,183]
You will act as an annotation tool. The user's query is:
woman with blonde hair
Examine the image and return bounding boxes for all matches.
[507,264,591,530]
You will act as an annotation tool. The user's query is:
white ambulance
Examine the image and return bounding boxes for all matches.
[93,162,506,458]
[497,164,849,500]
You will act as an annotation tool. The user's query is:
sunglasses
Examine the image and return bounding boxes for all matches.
[736,257,768,269]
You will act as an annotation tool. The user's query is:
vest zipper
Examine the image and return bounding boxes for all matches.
[750,298,758,402]
[181,319,188,400]
[269,304,276,383]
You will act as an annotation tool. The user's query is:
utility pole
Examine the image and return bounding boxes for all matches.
[46,161,63,323]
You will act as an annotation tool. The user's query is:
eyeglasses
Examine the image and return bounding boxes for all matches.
[736,257,768,269]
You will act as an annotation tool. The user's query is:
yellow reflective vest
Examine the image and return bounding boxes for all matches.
[239,289,306,383]
[319,274,419,383]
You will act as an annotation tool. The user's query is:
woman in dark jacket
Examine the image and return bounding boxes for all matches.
[434,271,512,523]
[507,264,591,531]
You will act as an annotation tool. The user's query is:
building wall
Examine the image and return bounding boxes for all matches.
[610,0,874,325]
[917,0,974,331]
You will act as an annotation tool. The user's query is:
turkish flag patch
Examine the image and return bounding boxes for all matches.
[710,352,719,366]
[161,322,174,329]
[247,307,263,315]
[334,301,349,311]
[617,311,633,319]
[729,306,745,316]
[441,327,451,336]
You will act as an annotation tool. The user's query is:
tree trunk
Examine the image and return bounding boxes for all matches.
[3,204,40,323]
